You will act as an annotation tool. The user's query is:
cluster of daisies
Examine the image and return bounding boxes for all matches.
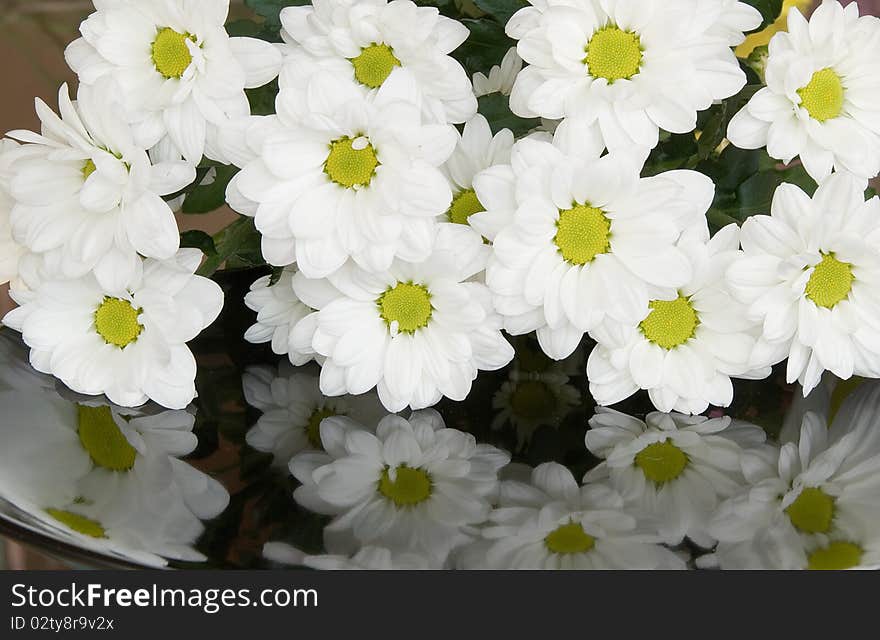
[2,0,880,419]
[252,362,880,570]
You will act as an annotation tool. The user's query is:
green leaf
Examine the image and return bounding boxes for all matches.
[244,0,310,30]
[473,0,527,25]
[742,0,784,31]
[198,217,264,277]
[246,79,278,116]
[180,230,217,256]
[455,18,514,76]
[182,165,239,214]
[477,93,539,137]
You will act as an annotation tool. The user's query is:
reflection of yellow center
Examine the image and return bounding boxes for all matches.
[786,487,835,534]
[635,441,688,484]
[798,68,844,122]
[509,381,557,421]
[82,159,97,180]
[94,297,143,348]
[448,189,485,225]
[378,466,432,506]
[584,26,642,82]
[77,405,138,471]
[47,509,107,538]
[350,43,401,88]
[805,253,854,309]
[378,283,433,333]
[306,407,338,450]
[640,296,699,350]
[807,541,863,570]
[554,204,611,265]
[151,28,194,79]
[545,521,596,554]
[324,137,379,188]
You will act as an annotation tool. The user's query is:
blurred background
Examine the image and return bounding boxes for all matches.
[0,0,876,568]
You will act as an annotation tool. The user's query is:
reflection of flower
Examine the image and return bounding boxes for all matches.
[456,463,685,569]
[243,363,386,469]
[263,541,437,570]
[585,408,766,547]
[0,390,228,567]
[289,410,510,563]
[705,381,880,570]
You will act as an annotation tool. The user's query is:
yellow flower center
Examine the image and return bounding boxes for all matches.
[545,521,596,555]
[151,27,195,79]
[378,465,432,506]
[448,189,485,226]
[635,440,688,484]
[77,405,138,472]
[94,297,143,348]
[82,159,97,181]
[805,253,854,309]
[640,296,699,350]
[786,487,835,534]
[798,68,844,122]
[46,509,106,539]
[378,282,433,333]
[584,26,643,82]
[324,137,379,188]
[350,43,401,89]
[807,541,863,571]
[510,381,557,420]
[306,407,338,450]
[554,204,611,265]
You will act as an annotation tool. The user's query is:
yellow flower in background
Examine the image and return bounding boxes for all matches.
[736,0,813,57]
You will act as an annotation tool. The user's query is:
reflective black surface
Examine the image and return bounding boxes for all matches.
[1,269,878,571]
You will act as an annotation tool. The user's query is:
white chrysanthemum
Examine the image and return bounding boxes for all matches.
[506,0,756,152]
[441,115,514,238]
[456,462,685,569]
[726,173,880,397]
[0,390,228,567]
[5,84,195,293]
[699,0,766,46]
[479,134,713,360]
[727,1,880,181]
[473,47,523,98]
[244,268,319,365]
[227,71,457,277]
[278,0,476,124]
[298,224,514,412]
[243,363,386,469]
[706,383,880,569]
[585,408,766,546]
[2,250,223,409]
[0,139,26,287]
[65,0,282,163]
[263,541,437,570]
[289,410,510,561]
[588,225,769,415]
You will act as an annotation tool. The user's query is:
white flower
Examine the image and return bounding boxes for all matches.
[441,115,514,238]
[700,0,765,46]
[0,389,228,567]
[228,70,457,277]
[301,225,513,412]
[289,410,510,562]
[585,408,766,546]
[244,267,319,365]
[726,172,880,397]
[706,382,880,569]
[456,462,685,569]
[727,1,880,182]
[5,84,196,293]
[2,249,223,409]
[506,0,753,152]
[243,362,386,469]
[588,225,769,415]
[278,0,476,124]
[263,541,438,570]
[473,47,523,98]
[479,134,713,360]
[65,0,282,163]
[0,139,26,287]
